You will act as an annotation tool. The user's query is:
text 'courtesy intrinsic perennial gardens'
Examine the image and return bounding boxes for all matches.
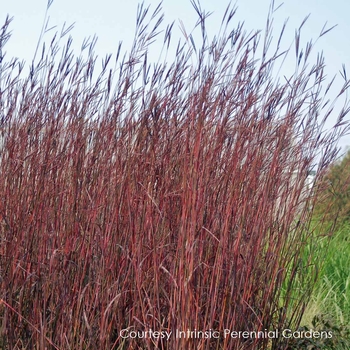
[118,328,333,340]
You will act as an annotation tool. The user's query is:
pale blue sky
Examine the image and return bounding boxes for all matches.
[1,0,350,148]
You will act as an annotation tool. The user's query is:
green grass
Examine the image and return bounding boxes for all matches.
[286,222,350,349]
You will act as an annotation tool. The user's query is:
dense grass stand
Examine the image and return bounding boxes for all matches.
[0,1,349,349]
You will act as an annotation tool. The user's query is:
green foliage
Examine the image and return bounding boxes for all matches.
[295,222,350,349]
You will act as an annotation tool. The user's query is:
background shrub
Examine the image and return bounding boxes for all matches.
[314,149,350,227]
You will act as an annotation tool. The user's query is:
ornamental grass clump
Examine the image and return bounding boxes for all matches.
[0,1,349,349]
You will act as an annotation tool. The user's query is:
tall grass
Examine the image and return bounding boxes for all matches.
[0,1,349,349]
[296,223,350,349]
[281,220,350,350]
